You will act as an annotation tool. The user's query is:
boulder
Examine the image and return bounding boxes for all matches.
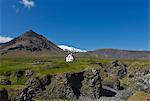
[81,69,102,99]
[16,77,47,101]
[48,74,75,100]
[106,60,127,79]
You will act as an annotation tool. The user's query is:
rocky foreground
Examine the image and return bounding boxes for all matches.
[0,60,150,101]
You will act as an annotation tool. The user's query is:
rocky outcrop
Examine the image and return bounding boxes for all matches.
[15,69,102,101]
[106,60,127,79]
[81,69,102,99]
[0,88,8,101]
[48,74,75,100]
[133,70,150,93]
[15,75,51,101]
[47,69,102,100]
[15,77,44,101]
[127,62,150,94]
[67,72,84,99]
[48,69,102,100]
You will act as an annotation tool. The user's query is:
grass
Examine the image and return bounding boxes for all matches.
[0,57,149,85]
[0,57,101,80]
[0,85,25,89]
[33,59,101,76]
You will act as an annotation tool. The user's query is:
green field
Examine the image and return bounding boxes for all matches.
[0,57,149,84]
[1,57,149,75]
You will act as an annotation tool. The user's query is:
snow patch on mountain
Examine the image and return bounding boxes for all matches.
[0,36,12,43]
[58,45,87,52]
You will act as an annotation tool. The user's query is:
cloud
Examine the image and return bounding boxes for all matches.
[0,36,13,43]
[20,0,35,9]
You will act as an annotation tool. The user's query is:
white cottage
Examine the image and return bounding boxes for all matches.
[65,53,74,62]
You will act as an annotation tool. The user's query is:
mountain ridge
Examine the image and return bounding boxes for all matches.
[76,48,150,59]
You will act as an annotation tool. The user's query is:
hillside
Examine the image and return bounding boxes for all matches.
[0,30,65,57]
[76,48,150,60]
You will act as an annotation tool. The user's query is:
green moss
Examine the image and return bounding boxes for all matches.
[0,85,25,100]
[10,76,27,85]
[102,75,118,84]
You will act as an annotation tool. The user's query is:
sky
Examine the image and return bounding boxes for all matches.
[0,0,149,50]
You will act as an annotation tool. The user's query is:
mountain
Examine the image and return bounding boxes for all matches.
[58,45,87,53]
[76,48,150,60]
[0,30,65,57]
[1,30,149,59]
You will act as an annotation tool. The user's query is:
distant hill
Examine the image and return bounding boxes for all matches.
[76,48,150,60]
[0,30,65,57]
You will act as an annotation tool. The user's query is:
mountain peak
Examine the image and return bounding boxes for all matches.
[27,29,35,33]
[22,30,40,37]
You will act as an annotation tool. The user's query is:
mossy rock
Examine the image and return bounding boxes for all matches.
[102,75,120,90]
[99,68,108,79]
[0,85,25,101]
[127,91,150,101]
[128,62,150,74]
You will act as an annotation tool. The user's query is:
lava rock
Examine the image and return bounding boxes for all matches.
[16,77,45,101]
[48,74,75,100]
[81,69,102,99]
[0,88,8,101]
[106,60,127,79]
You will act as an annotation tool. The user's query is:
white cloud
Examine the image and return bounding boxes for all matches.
[0,36,12,43]
[20,0,35,9]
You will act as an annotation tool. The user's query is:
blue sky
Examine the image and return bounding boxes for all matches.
[0,0,149,50]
